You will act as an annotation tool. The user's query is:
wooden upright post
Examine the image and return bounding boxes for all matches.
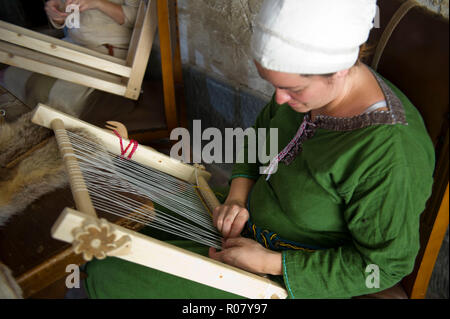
[157,0,179,132]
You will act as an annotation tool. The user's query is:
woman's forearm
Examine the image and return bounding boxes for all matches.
[96,0,125,25]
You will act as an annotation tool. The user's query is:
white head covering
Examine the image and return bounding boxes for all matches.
[251,0,378,74]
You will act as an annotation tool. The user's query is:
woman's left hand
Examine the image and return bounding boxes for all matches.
[209,237,282,276]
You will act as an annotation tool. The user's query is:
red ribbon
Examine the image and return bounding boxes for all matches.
[113,130,138,159]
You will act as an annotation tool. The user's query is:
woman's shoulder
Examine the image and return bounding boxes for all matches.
[305,72,435,185]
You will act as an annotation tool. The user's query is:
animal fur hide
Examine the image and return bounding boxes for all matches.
[0,111,97,226]
[0,112,52,166]
[0,112,67,226]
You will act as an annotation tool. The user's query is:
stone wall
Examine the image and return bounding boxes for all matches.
[177,0,449,99]
[178,0,272,98]
[417,0,449,17]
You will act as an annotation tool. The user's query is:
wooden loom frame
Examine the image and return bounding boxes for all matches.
[0,0,157,101]
[31,103,288,299]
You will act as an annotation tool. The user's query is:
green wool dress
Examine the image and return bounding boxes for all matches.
[84,70,435,299]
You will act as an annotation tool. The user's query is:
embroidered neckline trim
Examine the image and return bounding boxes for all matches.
[312,69,407,131]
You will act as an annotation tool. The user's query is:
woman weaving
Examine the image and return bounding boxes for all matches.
[81,0,435,298]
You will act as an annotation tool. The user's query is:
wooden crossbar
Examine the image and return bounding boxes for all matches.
[31,103,211,184]
[0,41,127,96]
[0,20,131,77]
[52,208,288,299]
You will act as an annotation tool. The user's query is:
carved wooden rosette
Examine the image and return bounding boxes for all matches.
[72,218,131,261]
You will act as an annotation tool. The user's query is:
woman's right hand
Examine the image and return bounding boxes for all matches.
[45,0,68,24]
[213,200,249,238]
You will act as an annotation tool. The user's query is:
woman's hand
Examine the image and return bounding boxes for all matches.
[213,200,249,238]
[209,237,282,275]
[45,0,68,24]
[213,177,255,238]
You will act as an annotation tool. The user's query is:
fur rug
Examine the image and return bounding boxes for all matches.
[0,112,52,166]
[0,112,97,227]
[0,112,67,226]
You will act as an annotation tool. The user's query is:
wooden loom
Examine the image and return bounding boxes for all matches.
[0,0,157,100]
[31,103,288,299]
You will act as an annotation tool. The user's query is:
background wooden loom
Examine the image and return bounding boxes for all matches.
[0,0,186,144]
[31,103,288,299]
[0,1,155,100]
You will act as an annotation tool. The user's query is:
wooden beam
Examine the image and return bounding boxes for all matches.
[158,0,179,131]
[125,1,147,66]
[16,247,85,298]
[124,0,158,100]
[409,184,449,299]
[170,0,184,86]
[31,104,211,184]
[403,129,449,298]
[0,20,131,77]
[0,41,127,97]
[170,0,189,129]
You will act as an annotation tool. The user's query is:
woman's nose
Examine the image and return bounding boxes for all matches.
[275,88,291,105]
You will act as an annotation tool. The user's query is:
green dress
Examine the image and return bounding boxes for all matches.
[84,70,435,299]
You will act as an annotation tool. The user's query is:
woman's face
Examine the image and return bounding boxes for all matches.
[255,61,348,114]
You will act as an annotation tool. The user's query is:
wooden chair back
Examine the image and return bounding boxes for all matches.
[366,0,449,299]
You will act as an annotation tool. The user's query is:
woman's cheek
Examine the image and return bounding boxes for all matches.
[291,91,309,104]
